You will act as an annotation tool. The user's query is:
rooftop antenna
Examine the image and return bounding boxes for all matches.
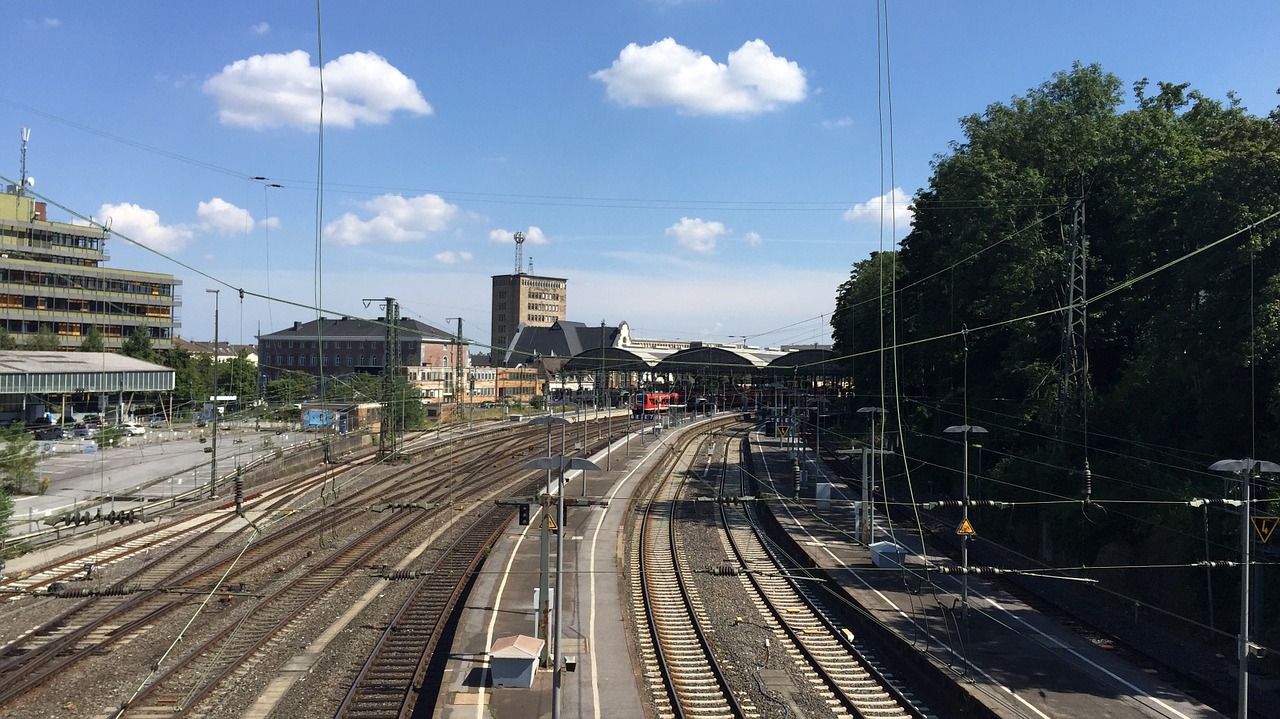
[513,231,526,275]
[18,128,31,198]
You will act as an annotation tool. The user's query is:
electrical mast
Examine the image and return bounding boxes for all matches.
[367,297,400,461]
[1059,199,1090,496]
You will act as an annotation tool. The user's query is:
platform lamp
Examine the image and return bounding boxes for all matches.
[856,406,884,544]
[523,453,601,719]
[528,414,568,668]
[206,288,220,499]
[1209,457,1280,719]
[944,423,987,623]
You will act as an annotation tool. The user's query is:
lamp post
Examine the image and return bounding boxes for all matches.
[944,424,987,623]
[523,453,602,719]
[856,407,884,544]
[1210,457,1280,719]
[206,288,220,499]
[528,414,568,666]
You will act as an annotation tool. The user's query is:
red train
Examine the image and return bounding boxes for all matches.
[632,391,680,418]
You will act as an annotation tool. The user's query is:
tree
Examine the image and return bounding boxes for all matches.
[829,63,1280,624]
[266,370,318,405]
[0,328,17,350]
[79,325,105,353]
[0,421,38,495]
[122,325,159,363]
[162,345,207,407]
[220,350,260,404]
[24,326,61,351]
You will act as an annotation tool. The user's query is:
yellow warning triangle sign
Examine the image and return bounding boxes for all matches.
[1252,516,1279,543]
[545,514,558,533]
[956,518,976,536]
[777,424,789,436]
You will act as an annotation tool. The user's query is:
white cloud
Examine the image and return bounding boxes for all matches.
[197,198,255,235]
[743,231,763,247]
[99,203,194,254]
[822,116,853,129]
[665,217,727,254]
[43,17,61,28]
[250,21,270,35]
[203,50,432,130]
[488,226,548,246]
[434,250,474,265]
[324,193,460,246]
[591,38,806,116]
[844,187,914,228]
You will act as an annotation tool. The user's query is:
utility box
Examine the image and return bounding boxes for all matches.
[869,541,907,569]
[489,634,544,688]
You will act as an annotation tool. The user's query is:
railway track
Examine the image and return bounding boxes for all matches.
[633,426,753,719]
[0,421,581,716]
[717,432,933,719]
[334,504,514,719]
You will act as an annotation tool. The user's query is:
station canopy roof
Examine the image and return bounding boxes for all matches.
[0,351,175,395]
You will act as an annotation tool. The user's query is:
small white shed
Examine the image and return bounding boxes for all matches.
[869,541,908,569]
[489,634,544,688]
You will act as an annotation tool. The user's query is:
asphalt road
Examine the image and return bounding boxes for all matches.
[6,424,318,537]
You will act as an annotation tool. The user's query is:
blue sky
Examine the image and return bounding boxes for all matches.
[3,1,1278,351]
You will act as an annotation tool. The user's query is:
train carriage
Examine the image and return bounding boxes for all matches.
[632,391,679,419]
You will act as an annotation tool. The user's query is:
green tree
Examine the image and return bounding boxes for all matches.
[122,325,159,363]
[830,64,1280,622]
[266,370,318,405]
[0,328,17,350]
[220,350,260,404]
[79,325,105,352]
[0,421,38,495]
[24,326,61,351]
[162,345,207,407]
[0,484,12,545]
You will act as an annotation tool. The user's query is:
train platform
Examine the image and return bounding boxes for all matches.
[432,418,686,719]
[748,429,1225,719]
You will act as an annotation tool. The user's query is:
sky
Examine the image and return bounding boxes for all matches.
[3,1,1278,352]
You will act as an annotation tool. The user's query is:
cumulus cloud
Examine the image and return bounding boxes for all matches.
[488,226,548,245]
[666,217,727,254]
[844,188,914,228]
[250,21,270,35]
[434,250,473,265]
[324,193,460,246]
[99,203,195,253]
[743,231,763,246]
[197,198,255,235]
[204,50,432,129]
[591,38,806,116]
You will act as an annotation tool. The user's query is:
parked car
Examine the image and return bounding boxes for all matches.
[120,423,147,436]
[32,426,64,441]
[71,426,94,438]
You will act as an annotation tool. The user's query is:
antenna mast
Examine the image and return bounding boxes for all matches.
[513,231,526,275]
[18,128,30,198]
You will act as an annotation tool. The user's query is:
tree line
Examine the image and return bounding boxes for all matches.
[832,63,1280,639]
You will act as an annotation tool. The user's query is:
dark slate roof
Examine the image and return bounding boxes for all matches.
[501,320,620,367]
[258,316,453,343]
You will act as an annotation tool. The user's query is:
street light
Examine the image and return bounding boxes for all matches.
[206,288,220,499]
[528,416,567,651]
[523,453,602,719]
[944,423,988,623]
[1210,457,1280,719]
[856,407,884,544]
